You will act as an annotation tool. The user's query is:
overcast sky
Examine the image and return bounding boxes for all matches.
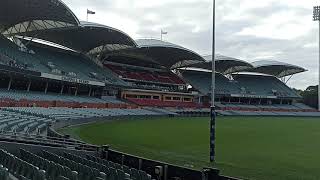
[64,0,319,90]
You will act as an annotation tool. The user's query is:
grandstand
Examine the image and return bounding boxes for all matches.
[101,39,205,108]
[0,0,221,180]
[0,0,316,179]
[0,1,224,179]
[180,55,313,115]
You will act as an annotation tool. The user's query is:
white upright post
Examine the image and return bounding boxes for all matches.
[318,21,320,111]
[211,1,216,109]
[210,0,216,163]
[313,6,320,111]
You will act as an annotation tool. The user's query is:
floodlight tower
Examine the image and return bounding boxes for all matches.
[210,0,216,163]
[313,6,320,111]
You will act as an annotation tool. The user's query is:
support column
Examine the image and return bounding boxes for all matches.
[88,87,92,97]
[92,89,95,97]
[60,84,64,95]
[44,82,48,94]
[74,87,78,96]
[27,81,31,92]
[7,77,12,91]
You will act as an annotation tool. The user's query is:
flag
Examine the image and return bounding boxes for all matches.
[161,30,168,35]
[87,9,96,15]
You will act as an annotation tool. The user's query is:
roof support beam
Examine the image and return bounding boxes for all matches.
[2,20,75,36]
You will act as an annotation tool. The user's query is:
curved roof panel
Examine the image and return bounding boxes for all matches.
[137,39,190,50]
[0,0,79,32]
[12,21,137,53]
[249,60,307,78]
[122,39,205,69]
[189,54,253,74]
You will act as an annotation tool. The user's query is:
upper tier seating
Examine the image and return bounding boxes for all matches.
[28,43,121,83]
[182,71,241,94]
[106,64,185,85]
[233,74,300,98]
[182,70,299,98]
[0,36,50,72]
[0,36,126,85]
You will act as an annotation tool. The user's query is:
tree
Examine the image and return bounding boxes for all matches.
[300,85,318,109]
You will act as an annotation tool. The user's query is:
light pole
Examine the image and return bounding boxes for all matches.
[313,6,320,111]
[210,0,216,163]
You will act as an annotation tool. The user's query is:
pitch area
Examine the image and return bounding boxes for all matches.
[60,116,320,180]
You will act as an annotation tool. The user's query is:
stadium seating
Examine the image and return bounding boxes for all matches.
[0,89,124,104]
[28,43,123,83]
[106,64,185,85]
[0,149,47,180]
[182,71,241,95]
[0,109,50,135]
[127,98,198,108]
[293,103,315,110]
[217,110,320,117]
[233,74,300,98]
[215,102,317,112]
[0,89,132,109]
[3,107,165,120]
[0,35,127,86]
[0,107,167,136]
[15,148,152,180]
[182,70,300,99]
[0,35,50,73]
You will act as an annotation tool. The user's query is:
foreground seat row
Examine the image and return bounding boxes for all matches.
[0,148,153,180]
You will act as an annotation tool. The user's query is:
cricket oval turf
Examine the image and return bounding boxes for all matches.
[60,116,320,180]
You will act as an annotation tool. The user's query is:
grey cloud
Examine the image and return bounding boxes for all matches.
[63,0,317,89]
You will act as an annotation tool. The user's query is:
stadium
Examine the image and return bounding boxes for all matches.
[0,0,318,180]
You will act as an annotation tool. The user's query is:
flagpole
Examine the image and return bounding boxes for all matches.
[160,30,168,41]
[86,9,88,21]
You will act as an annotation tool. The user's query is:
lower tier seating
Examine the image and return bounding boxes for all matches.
[0,107,168,135]
[215,102,317,112]
[127,98,198,108]
[0,89,124,104]
[217,110,320,117]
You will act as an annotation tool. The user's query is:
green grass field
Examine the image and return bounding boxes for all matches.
[60,116,320,180]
